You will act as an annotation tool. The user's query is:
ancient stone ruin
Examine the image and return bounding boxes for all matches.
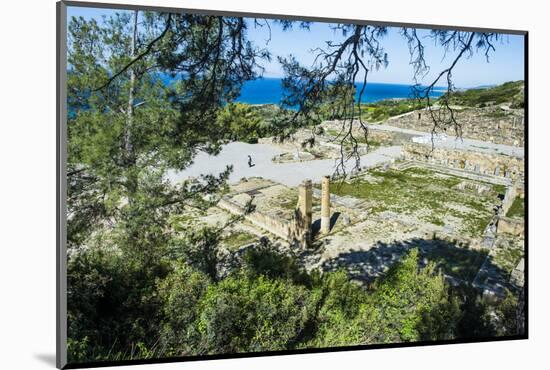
[293,179,313,246]
[402,143,524,183]
[217,176,333,248]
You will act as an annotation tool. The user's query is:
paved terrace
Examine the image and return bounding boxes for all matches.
[370,124,524,158]
[168,121,523,187]
[167,142,402,187]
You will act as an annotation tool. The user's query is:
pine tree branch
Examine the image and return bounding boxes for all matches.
[93,13,172,92]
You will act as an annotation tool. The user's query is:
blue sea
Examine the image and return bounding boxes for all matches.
[69,76,444,118]
[236,77,445,105]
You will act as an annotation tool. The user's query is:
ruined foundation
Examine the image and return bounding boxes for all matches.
[402,143,524,182]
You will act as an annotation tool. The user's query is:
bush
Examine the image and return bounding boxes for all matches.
[196,273,319,353]
[68,245,521,362]
[308,249,461,347]
[157,262,211,356]
[67,247,168,362]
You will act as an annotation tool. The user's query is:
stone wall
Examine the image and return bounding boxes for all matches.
[387,107,524,147]
[510,258,525,288]
[218,195,311,246]
[501,184,519,215]
[497,217,524,236]
[402,143,525,182]
[218,197,293,241]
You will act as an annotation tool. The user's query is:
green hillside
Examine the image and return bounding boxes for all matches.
[449,81,525,108]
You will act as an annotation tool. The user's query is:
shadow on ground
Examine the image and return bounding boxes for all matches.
[318,237,512,289]
[311,212,341,238]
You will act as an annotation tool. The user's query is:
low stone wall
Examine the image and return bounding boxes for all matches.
[272,151,315,163]
[217,197,294,241]
[497,216,524,236]
[454,181,491,195]
[395,159,510,186]
[402,143,524,182]
[501,184,519,215]
[510,258,525,288]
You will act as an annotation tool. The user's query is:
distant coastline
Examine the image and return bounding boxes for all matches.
[154,74,446,106]
[236,77,446,106]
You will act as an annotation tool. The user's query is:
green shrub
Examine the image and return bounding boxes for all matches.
[197,274,319,353]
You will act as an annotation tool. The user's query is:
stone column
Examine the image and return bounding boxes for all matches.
[297,179,313,245]
[321,176,331,234]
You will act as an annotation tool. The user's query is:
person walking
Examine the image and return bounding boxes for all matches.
[247,155,255,168]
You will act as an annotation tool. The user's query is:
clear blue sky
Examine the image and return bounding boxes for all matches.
[68,6,524,88]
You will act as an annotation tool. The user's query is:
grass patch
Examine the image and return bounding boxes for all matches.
[506,196,524,219]
[278,193,299,211]
[222,231,257,251]
[491,241,523,276]
[329,167,500,237]
[362,99,426,122]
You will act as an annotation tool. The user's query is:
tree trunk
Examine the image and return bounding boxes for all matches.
[125,10,138,162]
[125,10,138,196]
